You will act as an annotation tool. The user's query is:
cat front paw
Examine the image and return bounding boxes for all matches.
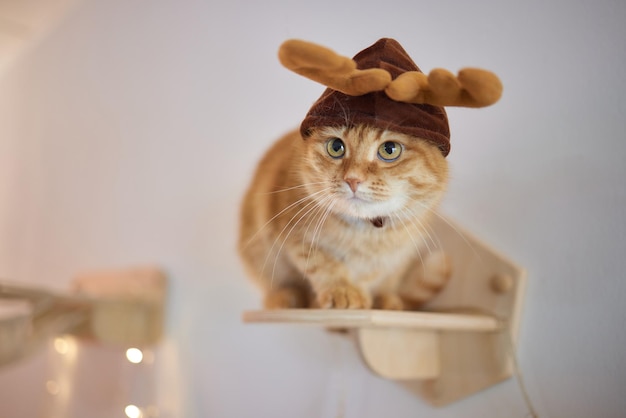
[317,282,370,309]
[264,286,308,309]
[373,293,405,310]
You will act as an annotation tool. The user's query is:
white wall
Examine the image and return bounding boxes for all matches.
[1,0,625,417]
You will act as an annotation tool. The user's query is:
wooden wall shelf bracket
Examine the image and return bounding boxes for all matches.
[0,267,166,367]
[243,215,527,406]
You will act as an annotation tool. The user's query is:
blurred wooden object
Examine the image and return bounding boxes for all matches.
[0,267,166,367]
[243,215,526,406]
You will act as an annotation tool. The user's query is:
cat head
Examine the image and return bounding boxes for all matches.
[298,38,451,157]
[298,124,448,225]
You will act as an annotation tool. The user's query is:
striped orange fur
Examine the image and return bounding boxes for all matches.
[239,125,451,310]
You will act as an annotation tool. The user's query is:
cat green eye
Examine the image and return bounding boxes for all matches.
[326,138,345,159]
[378,141,402,161]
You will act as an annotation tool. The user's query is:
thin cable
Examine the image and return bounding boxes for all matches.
[504,329,539,418]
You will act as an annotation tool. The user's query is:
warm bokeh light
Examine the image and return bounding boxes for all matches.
[53,337,69,355]
[45,380,60,395]
[126,347,144,364]
[124,404,142,418]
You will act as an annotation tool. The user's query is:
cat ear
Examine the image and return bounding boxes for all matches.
[385,68,503,108]
[278,39,391,96]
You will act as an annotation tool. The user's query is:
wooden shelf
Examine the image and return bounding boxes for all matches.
[243,309,501,332]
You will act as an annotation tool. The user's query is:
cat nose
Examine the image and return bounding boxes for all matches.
[344,177,362,193]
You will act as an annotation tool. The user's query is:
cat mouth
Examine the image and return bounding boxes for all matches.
[348,194,367,202]
[337,195,391,227]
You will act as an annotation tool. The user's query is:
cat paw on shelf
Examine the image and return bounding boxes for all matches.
[316,282,371,309]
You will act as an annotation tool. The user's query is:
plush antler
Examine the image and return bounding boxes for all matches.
[385,68,503,107]
[278,39,391,96]
[278,39,502,108]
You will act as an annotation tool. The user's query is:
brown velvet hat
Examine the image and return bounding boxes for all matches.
[299,39,451,156]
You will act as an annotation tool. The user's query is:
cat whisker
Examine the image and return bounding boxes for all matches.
[405,196,481,261]
[306,195,338,274]
[397,207,435,256]
[392,212,427,278]
[303,194,337,277]
[300,192,333,253]
[403,207,441,262]
[421,219,445,260]
[399,205,440,254]
[267,190,339,288]
[260,191,331,286]
[242,187,333,250]
[256,181,331,195]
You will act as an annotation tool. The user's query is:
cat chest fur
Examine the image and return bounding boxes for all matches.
[295,214,421,286]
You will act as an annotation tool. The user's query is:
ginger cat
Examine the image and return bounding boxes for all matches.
[238,37,502,310]
[238,124,451,310]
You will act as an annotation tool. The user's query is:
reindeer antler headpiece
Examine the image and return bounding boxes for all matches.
[279,38,503,156]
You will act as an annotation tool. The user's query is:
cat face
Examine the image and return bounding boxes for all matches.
[299,125,449,223]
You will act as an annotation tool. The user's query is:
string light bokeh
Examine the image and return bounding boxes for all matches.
[43,337,169,418]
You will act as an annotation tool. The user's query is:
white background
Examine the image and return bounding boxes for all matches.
[0,0,625,417]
